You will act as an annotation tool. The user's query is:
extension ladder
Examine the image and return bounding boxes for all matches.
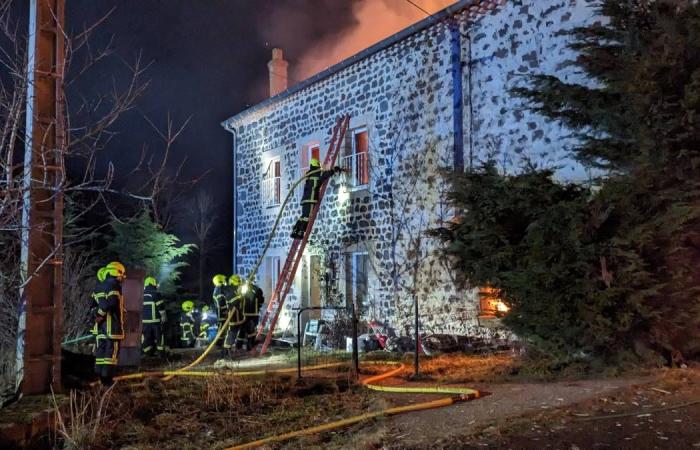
[256,115,350,355]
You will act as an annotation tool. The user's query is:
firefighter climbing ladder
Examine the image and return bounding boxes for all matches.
[256,114,350,355]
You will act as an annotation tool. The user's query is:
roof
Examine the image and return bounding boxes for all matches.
[222,0,506,130]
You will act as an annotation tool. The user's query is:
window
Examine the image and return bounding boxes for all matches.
[342,128,369,188]
[300,143,321,176]
[264,255,281,298]
[262,158,281,207]
[478,286,510,318]
[345,252,368,309]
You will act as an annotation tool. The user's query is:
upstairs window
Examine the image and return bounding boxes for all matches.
[342,128,369,188]
[262,158,281,207]
[300,143,321,176]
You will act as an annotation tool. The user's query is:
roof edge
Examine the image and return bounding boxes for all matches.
[221,0,479,131]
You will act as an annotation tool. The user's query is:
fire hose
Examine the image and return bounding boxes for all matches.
[161,167,332,381]
[225,362,481,449]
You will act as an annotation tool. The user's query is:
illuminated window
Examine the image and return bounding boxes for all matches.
[299,142,321,201]
[342,128,369,188]
[262,158,281,207]
[479,286,510,318]
[300,143,321,176]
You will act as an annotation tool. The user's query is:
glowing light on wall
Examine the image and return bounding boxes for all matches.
[338,183,349,204]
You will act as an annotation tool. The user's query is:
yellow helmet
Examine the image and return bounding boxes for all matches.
[97,267,108,282]
[310,157,320,167]
[212,274,227,287]
[144,276,158,287]
[182,300,195,313]
[202,305,210,313]
[229,274,242,286]
[105,261,126,279]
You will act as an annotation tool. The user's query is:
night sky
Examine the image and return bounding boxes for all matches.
[1,1,440,288]
[62,0,360,285]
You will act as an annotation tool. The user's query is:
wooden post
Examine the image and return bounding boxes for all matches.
[19,0,66,395]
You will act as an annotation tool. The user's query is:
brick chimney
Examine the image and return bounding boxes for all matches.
[268,48,288,97]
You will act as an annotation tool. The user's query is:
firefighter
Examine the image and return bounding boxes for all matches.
[89,266,108,339]
[223,275,245,356]
[198,305,217,342]
[238,279,265,351]
[141,276,165,356]
[212,274,228,347]
[94,261,126,386]
[180,300,196,348]
[290,158,344,239]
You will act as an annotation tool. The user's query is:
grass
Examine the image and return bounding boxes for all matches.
[52,386,113,450]
[50,368,380,449]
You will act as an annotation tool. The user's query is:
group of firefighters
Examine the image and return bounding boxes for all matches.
[89,262,265,385]
[88,157,341,385]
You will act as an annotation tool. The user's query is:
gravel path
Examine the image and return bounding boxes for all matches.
[386,376,654,447]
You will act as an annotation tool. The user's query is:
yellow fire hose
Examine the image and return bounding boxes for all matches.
[160,168,329,382]
[226,362,481,449]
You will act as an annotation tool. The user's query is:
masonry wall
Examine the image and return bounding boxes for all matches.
[227,0,598,338]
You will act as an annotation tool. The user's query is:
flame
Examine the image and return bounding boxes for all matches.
[496,301,510,313]
[479,286,510,317]
[296,0,458,80]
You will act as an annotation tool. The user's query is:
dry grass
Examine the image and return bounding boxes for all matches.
[52,386,114,450]
[410,353,520,383]
[204,373,291,412]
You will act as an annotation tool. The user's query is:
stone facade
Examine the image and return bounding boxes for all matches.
[222,0,599,338]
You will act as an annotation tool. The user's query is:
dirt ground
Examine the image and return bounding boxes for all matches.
[18,350,700,449]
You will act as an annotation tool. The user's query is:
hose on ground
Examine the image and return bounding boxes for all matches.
[226,362,481,449]
[161,167,328,381]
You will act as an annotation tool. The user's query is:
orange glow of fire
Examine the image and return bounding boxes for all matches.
[296,0,458,80]
[479,286,510,317]
[496,301,510,313]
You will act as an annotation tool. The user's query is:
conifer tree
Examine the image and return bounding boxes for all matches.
[109,210,194,295]
[434,0,700,365]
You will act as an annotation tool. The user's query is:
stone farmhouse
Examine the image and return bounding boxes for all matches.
[222,0,599,339]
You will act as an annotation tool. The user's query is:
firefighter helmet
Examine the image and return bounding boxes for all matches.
[310,157,320,167]
[105,261,126,280]
[229,274,242,286]
[97,267,108,282]
[181,300,195,313]
[144,276,157,287]
[202,305,210,313]
[212,274,227,286]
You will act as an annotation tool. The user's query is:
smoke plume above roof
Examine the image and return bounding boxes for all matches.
[261,0,457,83]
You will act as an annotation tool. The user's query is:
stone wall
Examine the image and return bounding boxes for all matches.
[224,0,598,337]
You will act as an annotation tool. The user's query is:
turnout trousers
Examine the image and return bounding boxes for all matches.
[94,335,119,380]
[292,203,314,238]
[238,316,259,351]
[141,323,162,355]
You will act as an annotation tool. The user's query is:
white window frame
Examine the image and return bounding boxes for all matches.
[299,141,321,177]
[298,142,321,201]
[261,157,281,208]
[341,127,369,190]
[345,251,369,309]
[264,255,282,297]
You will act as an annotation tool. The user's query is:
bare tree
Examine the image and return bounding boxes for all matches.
[0,1,188,396]
[187,189,222,303]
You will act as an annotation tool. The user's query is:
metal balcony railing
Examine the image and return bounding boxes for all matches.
[261,175,281,207]
[341,152,369,188]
